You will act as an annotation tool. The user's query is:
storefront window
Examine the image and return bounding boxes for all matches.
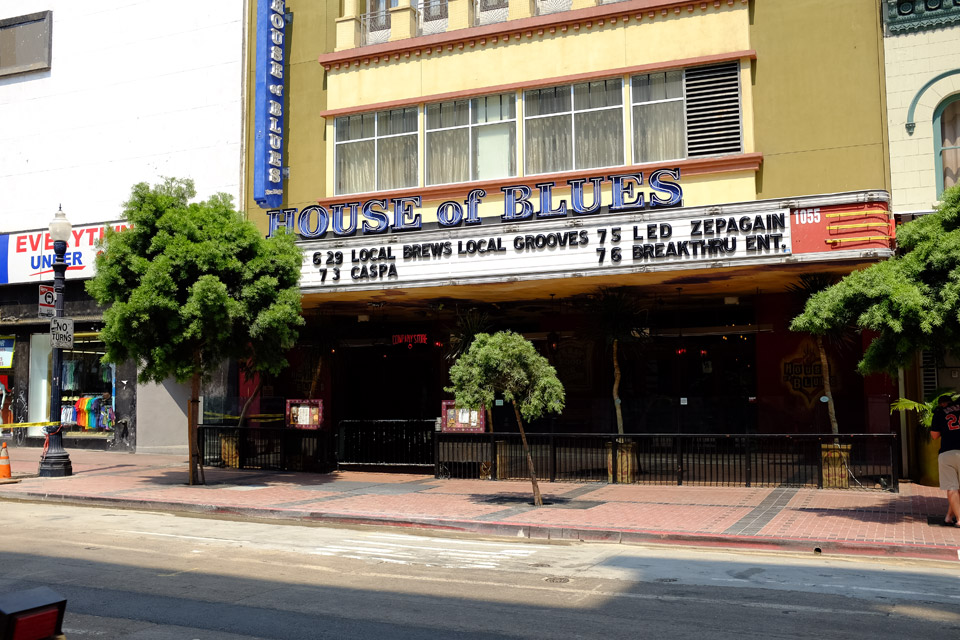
[28,331,115,439]
[335,107,418,195]
[425,92,516,185]
[524,79,623,175]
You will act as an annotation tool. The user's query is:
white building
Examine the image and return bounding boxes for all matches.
[0,2,246,454]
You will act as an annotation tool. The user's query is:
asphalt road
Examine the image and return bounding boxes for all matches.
[1,501,958,639]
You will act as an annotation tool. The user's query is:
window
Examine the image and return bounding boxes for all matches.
[0,11,52,78]
[524,79,624,175]
[631,62,742,163]
[426,93,516,186]
[335,107,418,195]
[632,71,685,163]
[937,96,960,196]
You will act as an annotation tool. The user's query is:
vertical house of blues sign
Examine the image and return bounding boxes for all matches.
[254,0,287,209]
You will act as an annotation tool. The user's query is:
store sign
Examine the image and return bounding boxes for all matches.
[50,318,74,350]
[38,285,55,318]
[299,205,790,291]
[253,0,287,209]
[0,337,14,368]
[266,169,684,238]
[0,221,129,285]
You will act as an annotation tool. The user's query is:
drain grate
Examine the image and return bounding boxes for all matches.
[544,577,570,584]
[530,563,551,568]
[655,578,678,583]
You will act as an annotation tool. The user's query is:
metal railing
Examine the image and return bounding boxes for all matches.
[361,8,392,45]
[475,0,509,25]
[198,425,334,473]
[337,419,435,467]
[435,433,900,491]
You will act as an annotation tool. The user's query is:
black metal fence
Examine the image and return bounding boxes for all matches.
[337,419,435,468]
[198,425,334,473]
[436,433,900,491]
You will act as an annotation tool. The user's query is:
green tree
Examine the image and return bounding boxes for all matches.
[86,178,304,484]
[786,274,850,435]
[791,185,960,376]
[446,331,565,506]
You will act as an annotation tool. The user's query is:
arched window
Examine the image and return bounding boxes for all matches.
[936,95,960,197]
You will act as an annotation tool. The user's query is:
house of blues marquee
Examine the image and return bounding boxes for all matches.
[197,174,903,488]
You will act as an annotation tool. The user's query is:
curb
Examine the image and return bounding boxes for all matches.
[3,489,958,563]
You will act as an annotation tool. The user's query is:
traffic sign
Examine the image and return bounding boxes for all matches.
[50,318,73,349]
[39,285,55,318]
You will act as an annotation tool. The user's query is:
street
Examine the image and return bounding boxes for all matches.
[1,502,958,639]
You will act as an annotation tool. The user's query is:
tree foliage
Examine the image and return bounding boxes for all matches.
[86,178,304,483]
[446,331,564,505]
[791,185,960,375]
[446,331,565,423]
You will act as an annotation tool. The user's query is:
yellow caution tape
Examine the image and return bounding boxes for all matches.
[1,421,60,429]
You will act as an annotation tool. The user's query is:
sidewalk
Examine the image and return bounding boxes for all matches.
[2,446,959,562]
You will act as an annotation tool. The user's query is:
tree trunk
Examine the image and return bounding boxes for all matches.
[237,377,263,428]
[613,338,624,435]
[512,400,543,507]
[308,355,324,399]
[485,406,493,433]
[188,368,201,485]
[817,335,839,436]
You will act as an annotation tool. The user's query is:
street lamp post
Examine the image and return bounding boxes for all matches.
[38,206,73,477]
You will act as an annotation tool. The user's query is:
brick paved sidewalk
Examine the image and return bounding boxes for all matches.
[2,446,958,562]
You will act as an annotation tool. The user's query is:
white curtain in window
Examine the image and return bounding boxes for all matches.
[525,114,572,174]
[943,101,960,190]
[427,128,469,185]
[633,102,684,163]
[575,110,623,169]
[336,140,375,195]
[377,134,418,190]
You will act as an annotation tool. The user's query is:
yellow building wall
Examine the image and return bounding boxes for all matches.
[326,7,751,110]
[749,0,890,198]
[246,0,892,236]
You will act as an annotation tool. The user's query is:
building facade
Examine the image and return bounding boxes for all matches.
[0,1,246,453]
[238,0,899,473]
[883,0,960,483]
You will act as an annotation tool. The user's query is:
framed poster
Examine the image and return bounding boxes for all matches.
[0,337,14,368]
[441,400,485,433]
[286,399,323,429]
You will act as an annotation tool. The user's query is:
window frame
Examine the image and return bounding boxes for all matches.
[935,93,960,199]
[424,92,518,187]
[0,11,53,78]
[523,79,626,176]
[334,107,419,196]
[630,69,688,164]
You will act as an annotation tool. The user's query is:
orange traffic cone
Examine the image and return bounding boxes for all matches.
[0,441,10,479]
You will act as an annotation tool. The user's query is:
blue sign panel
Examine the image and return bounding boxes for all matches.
[253,0,286,209]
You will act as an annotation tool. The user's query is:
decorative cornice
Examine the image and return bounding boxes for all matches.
[320,0,748,71]
[319,50,754,118]
[885,0,960,34]
[317,153,762,206]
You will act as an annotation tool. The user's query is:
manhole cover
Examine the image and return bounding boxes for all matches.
[655,578,678,583]
[544,577,570,584]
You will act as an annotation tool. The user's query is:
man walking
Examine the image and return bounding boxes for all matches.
[930,394,960,526]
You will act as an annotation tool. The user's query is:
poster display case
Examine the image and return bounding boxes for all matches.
[441,400,485,433]
[286,399,323,429]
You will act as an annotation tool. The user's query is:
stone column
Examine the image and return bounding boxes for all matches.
[448,0,475,30]
[336,0,362,50]
[390,0,420,41]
